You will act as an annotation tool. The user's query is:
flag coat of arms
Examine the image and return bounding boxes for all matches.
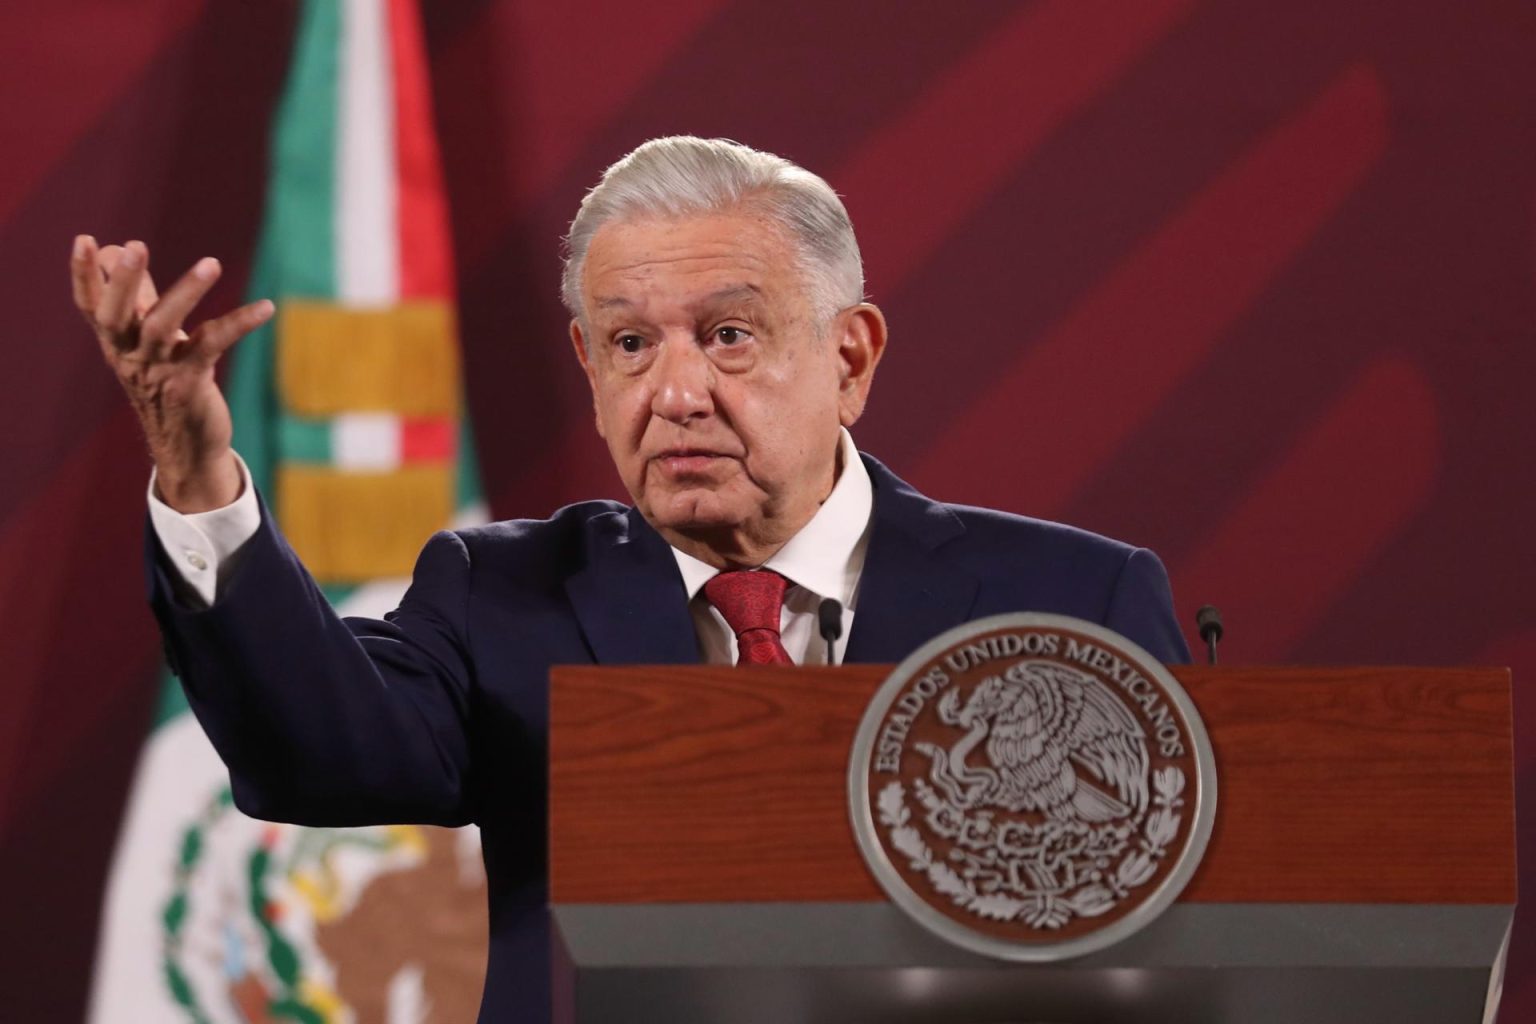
[89,1,489,1020]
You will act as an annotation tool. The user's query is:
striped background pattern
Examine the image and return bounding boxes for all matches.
[2,1,1532,1017]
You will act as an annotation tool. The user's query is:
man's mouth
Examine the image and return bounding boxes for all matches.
[653,448,733,475]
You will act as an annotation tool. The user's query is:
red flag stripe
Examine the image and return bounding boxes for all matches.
[400,416,456,463]
[389,0,455,301]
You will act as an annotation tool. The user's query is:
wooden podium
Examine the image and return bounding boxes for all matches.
[549,665,1514,1023]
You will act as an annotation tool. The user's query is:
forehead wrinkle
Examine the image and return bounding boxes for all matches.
[582,214,801,326]
[595,242,776,277]
[591,281,773,325]
[597,283,763,305]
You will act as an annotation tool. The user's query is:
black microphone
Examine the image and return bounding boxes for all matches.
[1196,605,1224,666]
[817,597,844,665]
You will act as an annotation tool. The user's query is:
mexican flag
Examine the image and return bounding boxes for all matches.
[89,1,489,1020]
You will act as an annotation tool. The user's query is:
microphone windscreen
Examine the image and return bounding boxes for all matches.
[817,598,844,642]
[1195,604,1225,641]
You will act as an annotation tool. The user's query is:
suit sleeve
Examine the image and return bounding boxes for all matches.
[1104,547,1192,665]
[147,490,476,827]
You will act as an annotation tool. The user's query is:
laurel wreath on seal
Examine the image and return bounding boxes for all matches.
[877,766,1185,929]
[160,787,401,1023]
[161,786,330,1024]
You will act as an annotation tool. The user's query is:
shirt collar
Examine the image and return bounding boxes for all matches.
[670,428,873,605]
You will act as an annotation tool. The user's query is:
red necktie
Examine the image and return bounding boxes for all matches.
[704,570,793,666]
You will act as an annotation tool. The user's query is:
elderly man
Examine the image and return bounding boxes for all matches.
[74,136,1187,1022]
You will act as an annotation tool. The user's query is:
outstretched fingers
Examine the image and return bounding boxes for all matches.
[189,299,276,364]
[74,236,272,372]
[141,257,223,361]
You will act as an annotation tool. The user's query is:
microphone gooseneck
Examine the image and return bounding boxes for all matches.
[1195,605,1224,666]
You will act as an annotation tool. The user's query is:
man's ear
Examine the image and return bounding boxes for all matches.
[569,319,606,438]
[835,303,888,427]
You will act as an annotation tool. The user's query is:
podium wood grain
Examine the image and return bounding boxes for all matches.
[549,666,1514,905]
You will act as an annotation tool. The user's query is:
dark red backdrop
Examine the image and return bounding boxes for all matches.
[3,1,1532,1018]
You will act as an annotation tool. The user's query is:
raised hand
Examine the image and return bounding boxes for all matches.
[71,236,274,512]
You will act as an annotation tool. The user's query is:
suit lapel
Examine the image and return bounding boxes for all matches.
[563,456,973,666]
[564,507,701,665]
[844,455,979,663]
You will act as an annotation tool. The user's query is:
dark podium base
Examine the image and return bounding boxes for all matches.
[554,902,1509,1024]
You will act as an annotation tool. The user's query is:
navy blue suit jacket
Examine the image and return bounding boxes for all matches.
[148,453,1188,1022]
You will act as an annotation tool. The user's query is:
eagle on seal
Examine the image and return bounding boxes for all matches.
[918,661,1149,822]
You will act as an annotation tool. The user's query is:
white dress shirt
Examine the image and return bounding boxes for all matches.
[671,428,871,665]
[147,429,873,665]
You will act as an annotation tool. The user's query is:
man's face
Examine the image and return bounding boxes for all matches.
[571,208,884,563]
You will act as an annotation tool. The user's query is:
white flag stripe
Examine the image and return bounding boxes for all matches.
[336,0,399,307]
[333,412,402,470]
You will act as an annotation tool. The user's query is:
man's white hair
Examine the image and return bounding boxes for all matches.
[560,136,865,330]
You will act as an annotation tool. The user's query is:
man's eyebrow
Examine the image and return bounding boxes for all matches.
[591,295,634,310]
[697,284,764,307]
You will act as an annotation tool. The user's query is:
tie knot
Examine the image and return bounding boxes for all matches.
[704,569,788,638]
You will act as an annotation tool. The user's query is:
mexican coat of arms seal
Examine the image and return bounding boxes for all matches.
[849,613,1217,960]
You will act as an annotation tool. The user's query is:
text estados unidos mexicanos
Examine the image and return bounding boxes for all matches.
[874,633,1187,773]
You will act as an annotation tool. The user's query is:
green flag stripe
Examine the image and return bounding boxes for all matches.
[277,414,334,464]
[266,0,339,301]
[151,666,190,729]
[225,248,277,498]
[228,0,340,500]
[157,0,343,727]
[455,402,484,509]
[152,0,484,727]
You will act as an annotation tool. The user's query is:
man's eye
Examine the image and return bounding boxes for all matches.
[616,334,645,354]
[715,327,749,345]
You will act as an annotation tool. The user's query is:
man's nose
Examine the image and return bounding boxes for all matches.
[650,335,714,424]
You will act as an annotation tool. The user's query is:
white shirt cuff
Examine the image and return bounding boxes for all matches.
[147,452,261,608]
